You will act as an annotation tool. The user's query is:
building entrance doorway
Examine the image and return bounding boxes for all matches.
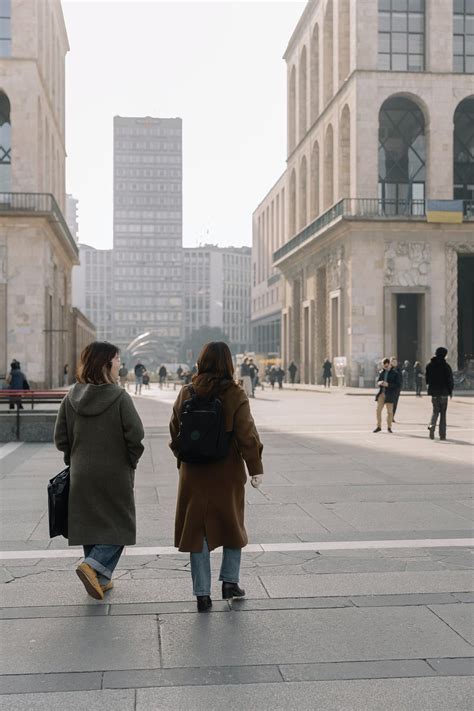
[396,293,422,364]
[458,255,474,369]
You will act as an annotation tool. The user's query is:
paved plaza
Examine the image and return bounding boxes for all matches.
[0,385,473,709]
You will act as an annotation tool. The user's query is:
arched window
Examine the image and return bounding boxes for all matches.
[339,105,351,200]
[338,0,350,83]
[324,124,334,209]
[311,141,320,219]
[310,24,320,124]
[453,97,474,205]
[323,0,333,106]
[0,91,11,192]
[289,168,296,236]
[289,66,297,153]
[299,46,308,139]
[378,96,426,215]
[299,155,307,229]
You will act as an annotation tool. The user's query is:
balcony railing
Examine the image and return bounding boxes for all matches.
[273,198,474,263]
[0,192,78,257]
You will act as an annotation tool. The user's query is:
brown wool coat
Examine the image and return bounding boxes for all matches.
[170,381,263,552]
[54,384,145,546]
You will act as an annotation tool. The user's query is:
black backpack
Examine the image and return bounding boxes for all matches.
[175,386,231,464]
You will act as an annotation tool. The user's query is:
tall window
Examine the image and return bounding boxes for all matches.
[453,97,474,204]
[0,0,11,57]
[378,0,425,72]
[0,91,11,191]
[453,0,474,73]
[378,96,426,214]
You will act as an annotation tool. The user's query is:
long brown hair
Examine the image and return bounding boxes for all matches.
[76,341,119,385]
[192,341,234,394]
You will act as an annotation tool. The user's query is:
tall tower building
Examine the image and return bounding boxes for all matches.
[113,116,183,364]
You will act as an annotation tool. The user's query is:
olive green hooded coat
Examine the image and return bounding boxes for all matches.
[54,384,144,545]
[170,381,263,553]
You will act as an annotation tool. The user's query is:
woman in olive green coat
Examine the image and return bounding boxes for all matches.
[55,341,144,601]
[170,341,263,611]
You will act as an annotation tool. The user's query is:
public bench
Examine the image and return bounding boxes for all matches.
[0,390,65,440]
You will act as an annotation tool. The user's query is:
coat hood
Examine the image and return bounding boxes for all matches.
[67,383,124,416]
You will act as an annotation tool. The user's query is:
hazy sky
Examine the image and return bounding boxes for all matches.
[62,0,306,249]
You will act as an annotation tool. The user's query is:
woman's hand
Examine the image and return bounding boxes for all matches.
[251,474,263,489]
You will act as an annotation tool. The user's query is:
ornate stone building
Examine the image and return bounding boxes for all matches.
[254,0,474,384]
[0,0,79,386]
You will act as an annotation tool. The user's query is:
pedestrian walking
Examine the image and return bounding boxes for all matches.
[288,361,297,385]
[158,364,167,389]
[390,357,402,421]
[414,361,423,397]
[269,366,277,390]
[54,341,144,600]
[248,358,259,398]
[6,360,29,409]
[118,363,129,389]
[276,366,284,389]
[240,357,252,398]
[426,347,454,441]
[170,341,263,612]
[143,370,150,390]
[63,364,69,387]
[373,357,401,433]
[322,358,332,387]
[134,362,146,394]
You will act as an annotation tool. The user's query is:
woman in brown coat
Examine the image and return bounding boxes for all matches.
[169,342,263,612]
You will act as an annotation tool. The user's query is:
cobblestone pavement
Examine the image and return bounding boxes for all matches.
[0,385,473,709]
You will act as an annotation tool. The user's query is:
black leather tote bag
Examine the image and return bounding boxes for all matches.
[47,467,70,538]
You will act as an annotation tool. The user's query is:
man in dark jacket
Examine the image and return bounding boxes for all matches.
[390,357,403,421]
[374,357,401,433]
[288,361,297,385]
[425,347,453,440]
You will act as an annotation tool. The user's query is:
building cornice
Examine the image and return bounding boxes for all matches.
[283,0,317,63]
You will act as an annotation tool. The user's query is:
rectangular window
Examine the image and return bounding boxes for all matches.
[378,0,425,71]
[454,0,474,72]
[0,0,10,57]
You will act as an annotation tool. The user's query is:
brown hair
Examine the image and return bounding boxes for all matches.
[192,341,234,394]
[382,357,390,366]
[77,341,119,385]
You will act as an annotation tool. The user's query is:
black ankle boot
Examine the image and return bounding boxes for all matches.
[196,595,212,612]
[222,582,246,600]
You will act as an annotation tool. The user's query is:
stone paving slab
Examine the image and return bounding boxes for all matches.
[0,575,268,607]
[279,659,435,682]
[0,671,102,695]
[428,603,474,645]
[1,616,161,674]
[134,677,474,710]
[259,570,474,598]
[103,664,283,690]
[0,689,136,710]
[325,502,473,532]
[427,657,474,675]
[159,607,473,668]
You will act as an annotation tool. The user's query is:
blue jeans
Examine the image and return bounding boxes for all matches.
[83,545,124,586]
[190,538,241,597]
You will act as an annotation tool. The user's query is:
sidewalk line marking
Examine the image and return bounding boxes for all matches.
[0,538,472,560]
[0,442,23,460]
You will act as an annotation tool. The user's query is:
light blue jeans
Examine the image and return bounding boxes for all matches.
[190,537,241,597]
[83,545,124,586]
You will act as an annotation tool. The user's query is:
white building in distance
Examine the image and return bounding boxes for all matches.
[184,245,251,352]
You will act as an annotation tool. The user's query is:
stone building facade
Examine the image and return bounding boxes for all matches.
[255,0,474,384]
[0,0,79,387]
[72,243,113,341]
[251,173,286,356]
[184,245,251,352]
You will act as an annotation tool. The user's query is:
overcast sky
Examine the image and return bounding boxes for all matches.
[62,0,306,249]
